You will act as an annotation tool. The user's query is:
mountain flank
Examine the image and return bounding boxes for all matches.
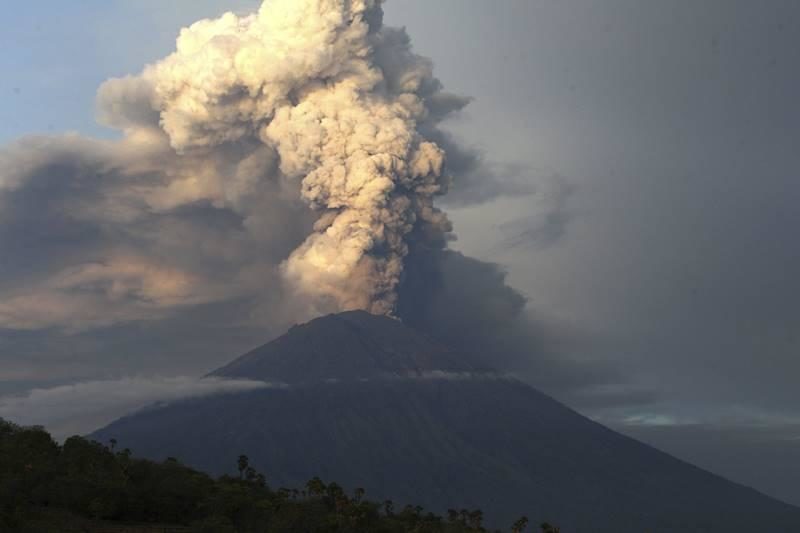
[92,311,800,532]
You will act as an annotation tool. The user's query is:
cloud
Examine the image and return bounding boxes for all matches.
[0,129,312,332]
[0,258,235,332]
[424,131,537,208]
[0,376,276,440]
[567,383,659,410]
[494,174,573,252]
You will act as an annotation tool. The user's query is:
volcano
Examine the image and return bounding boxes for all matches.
[91,311,800,531]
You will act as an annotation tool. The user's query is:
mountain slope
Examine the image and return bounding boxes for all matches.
[92,311,800,532]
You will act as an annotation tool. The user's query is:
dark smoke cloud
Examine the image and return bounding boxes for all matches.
[396,249,632,403]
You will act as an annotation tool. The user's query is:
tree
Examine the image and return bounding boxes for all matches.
[541,522,560,533]
[306,476,326,497]
[237,455,249,480]
[468,509,484,529]
[512,516,529,532]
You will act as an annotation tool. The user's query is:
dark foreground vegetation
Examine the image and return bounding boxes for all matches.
[1,419,558,533]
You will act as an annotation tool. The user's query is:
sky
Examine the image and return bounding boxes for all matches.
[1,0,799,507]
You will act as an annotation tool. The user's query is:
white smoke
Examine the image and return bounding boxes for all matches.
[97,0,463,316]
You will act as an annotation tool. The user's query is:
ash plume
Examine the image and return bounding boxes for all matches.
[0,0,533,338]
[98,0,464,316]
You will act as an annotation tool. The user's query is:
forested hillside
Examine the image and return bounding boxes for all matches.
[0,419,551,533]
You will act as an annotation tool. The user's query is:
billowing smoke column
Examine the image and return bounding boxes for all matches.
[104,0,464,315]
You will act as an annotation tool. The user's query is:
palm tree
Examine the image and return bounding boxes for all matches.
[237,454,249,480]
[512,516,529,533]
[306,476,326,497]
